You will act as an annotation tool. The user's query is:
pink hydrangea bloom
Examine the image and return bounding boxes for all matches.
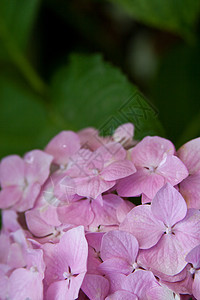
[117,136,188,200]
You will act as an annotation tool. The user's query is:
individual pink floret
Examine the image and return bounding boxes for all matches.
[0,150,53,211]
[99,230,139,276]
[117,136,188,200]
[177,137,200,209]
[120,183,200,276]
[66,142,136,199]
[43,226,88,300]
[45,130,81,166]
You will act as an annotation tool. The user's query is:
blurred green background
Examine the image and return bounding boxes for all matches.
[0,0,200,159]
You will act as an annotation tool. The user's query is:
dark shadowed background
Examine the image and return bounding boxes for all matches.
[0,0,200,159]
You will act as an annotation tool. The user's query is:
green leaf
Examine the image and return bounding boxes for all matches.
[152,42,200,147]
[51,53,164,140]
[0,75,57,159]
[108,0,200,39]
[0,0,40,51]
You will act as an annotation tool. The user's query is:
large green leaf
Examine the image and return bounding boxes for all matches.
[108,0,200,39]
[0,0,40,52]
[51,54,164,139]
[0,75,58,158]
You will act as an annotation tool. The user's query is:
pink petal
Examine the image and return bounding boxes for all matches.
[74,176,115,199]
[179,173,200,209]
[120,205,164,249]
[9,268,44,300]
[174,209,200,255]
[90,195,121,228]
[25,209,54,237]
[131,136,175,168]
[57,200,94,227]
[45,275,85,300]
[106,290,138,300]
[177,137,200,174]
[24,150,53,184]
[45,131,81,165]
[15,182,41,211]
[116,199,135,223]
[122,270,157,297]
[99,257,134,275]
[43,226,88,286]
[105,272,126,293]
[138,234,187,276]
[101,230,139,263]
[0,186,22,209]
[151,183,187,227]
[148,284,179,300]
[117,168,165,199]
[0,155,24,187]
[96,142,126,162]
[156,155,188,185]
[78,127,106,150]
[81,274,109,300]
[2,210,21,232]
[113,123,134,145]
[101,160,136,181]
[186,245,200,269]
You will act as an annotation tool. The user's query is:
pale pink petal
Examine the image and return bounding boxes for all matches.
[186,245,200,269]
[131,136,175,168]
[101,160,136,181]
[117,168,165,199]
[106,290,138,300]
[120,205,164,249]
[2,210,21,232]
[105,272,126,293]
[45,275,85,300]
[177,137,200,174]
[9,268,43,300]
[0,270,9,299]
[75,176,115,199]
[81,274,109,300]
[122,270,157,297]
[25,209,54,237]
[193,270,200,300]
[113,123,134,145]
[99,257,133,275]
[43,226,88,286]
[15,182,41,211]
[78,127,106,150]
[116,199,135,223]
[0,234,10,263]
[138,234,187,276]
[101,230,138,263]
[141,193,152,204]
[24,150,53,184]
[0,155,24,187]
[151,183,187,227]
[7,243,26,269]
[90,195,121,228]
[179,173,200,209]
[0,186,22,209]
[148,284,179,300]
[174,209,200,255]
[96,142,126,161]
[156,155,188,185]
[45,131,81,165]
[57,200,94,226]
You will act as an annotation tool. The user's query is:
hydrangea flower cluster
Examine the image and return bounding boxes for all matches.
[0,123,200,300]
